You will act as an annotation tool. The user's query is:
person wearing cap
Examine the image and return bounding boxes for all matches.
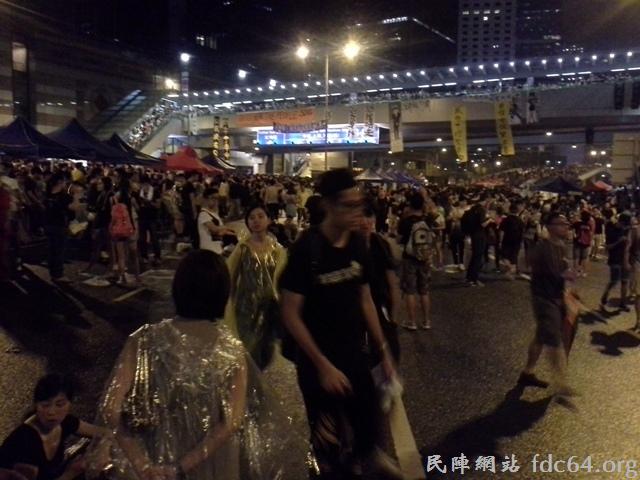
[519,212,577,398]
[280,169,403,479]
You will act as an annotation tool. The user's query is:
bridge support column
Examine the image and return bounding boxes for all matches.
[611,133,640,185]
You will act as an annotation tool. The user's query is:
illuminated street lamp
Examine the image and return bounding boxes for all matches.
[343,40,361,60]
[296,40,360,171]
[179,52,192,142]
[296,45,310,60]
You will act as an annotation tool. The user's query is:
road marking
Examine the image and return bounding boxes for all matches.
[389,396,426,479]
[112,287,146,303]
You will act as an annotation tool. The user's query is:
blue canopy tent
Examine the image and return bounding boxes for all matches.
[49,119,131,164]
[533,176,582,195]
[105,133,162,167]
[0,117,79,158]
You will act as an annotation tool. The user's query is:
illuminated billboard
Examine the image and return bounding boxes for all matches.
[256,125,379,146]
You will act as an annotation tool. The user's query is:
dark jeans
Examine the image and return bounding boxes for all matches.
[298,355,381,476]
[466,233,486,282]
[450,234,465,265]
[267,203,279,221]
[138,217,161,259]
[45,225,68,279]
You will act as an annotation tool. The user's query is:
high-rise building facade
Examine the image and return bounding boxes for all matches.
[457,0,517,65]
[516,0,563,58]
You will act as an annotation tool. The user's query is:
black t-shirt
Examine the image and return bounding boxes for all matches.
[178,182,195,215]
[595,217,605,235]
[500,214,524,245]
[138,185,161,221]
[279,228,372,369]
[605,222,628,266]
[0,415,80,480]
[45,192,72,228]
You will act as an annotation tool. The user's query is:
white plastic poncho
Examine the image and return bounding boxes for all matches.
[85,319,309,479]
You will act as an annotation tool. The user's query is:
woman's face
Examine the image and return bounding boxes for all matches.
[35,393,71,429]
[247,208,270,233]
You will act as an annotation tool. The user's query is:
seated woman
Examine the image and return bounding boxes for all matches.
[86,250,303,480]
[0,374,106,480]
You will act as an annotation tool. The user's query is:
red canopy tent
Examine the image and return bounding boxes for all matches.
[163,147,223,174]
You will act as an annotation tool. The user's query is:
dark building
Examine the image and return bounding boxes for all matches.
[457,0,517,65]
[516,0,563,58]
[351,16,457,72]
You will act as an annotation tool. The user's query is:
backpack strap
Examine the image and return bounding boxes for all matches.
[307,227,323,283]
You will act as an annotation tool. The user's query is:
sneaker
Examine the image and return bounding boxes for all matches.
[517,372,549,389]
[458,264,465,271]
[468,280,485,287]
[52,276,72,283]
[421,321,432,330]
[402,323,418,331]
[366,448,405,480]
[83,276,111,287]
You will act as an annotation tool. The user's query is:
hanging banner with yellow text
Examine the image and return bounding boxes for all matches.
[451,106,468,162]
[389,102,404,153]
[494,101,515,156]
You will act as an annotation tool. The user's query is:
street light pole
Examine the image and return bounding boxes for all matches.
[324,53,329,172]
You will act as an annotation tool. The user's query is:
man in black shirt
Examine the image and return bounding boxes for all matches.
[280,169,402,479]
[499,203,525,279]
[137,175,162,265]
[397,193,434,330]
[44,173,77,283]
[519,212,577,397]
[600,213,631,311]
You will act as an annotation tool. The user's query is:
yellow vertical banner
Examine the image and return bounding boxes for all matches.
[495,101,515,156]
[451,106,468,162]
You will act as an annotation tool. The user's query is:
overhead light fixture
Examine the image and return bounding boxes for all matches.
[238,69,248,79]
[296,45,310,60]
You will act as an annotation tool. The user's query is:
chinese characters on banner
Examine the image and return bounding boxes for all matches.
[364,105,375,137]
[494,101,515,156]
[272,120,327,133]
[212,116,220,159]
[389,102,404,153]
[222,118,230,162]
[236,107,316,127]
[451,105,468,162]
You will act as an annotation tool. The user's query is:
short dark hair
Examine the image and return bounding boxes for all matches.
[316,168,356,200]
[409,193,425,211]
[546,212,567,225]
[244,203,269,227]
[34,374,74,403]
[172,250,230,320]
[203,187,219,199]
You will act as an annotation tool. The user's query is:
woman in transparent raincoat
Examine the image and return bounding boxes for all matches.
[225,204,287,370]
[85,250,306,480]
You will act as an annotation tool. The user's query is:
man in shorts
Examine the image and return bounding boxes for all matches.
[519,213,577,398]
[600,213,631,312]
[398,193,434,330]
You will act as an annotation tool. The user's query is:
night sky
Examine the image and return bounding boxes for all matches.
[9,0,640,82]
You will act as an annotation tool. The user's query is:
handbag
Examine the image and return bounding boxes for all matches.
[121,326,160,432]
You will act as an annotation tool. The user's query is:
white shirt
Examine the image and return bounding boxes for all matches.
[198,208,223,254]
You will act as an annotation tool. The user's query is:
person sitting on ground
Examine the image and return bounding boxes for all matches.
[0,374,106,480]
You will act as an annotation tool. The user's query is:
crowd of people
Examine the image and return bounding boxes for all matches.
[126,101,181,150]
[2,158,640,479]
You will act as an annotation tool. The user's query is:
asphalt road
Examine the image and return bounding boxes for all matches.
[2,232,640,479]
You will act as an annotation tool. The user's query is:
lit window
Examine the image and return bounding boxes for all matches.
[12,42,27,72]
[195,35,205,46]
